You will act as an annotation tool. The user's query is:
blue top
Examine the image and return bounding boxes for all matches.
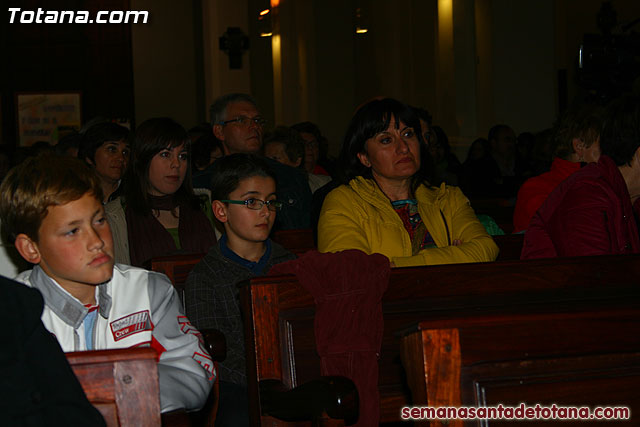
[83,307,98,350]
[219,234,272,275]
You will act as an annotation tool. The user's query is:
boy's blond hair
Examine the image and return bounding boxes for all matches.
[0,154,104,243]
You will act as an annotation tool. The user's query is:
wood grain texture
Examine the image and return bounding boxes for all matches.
[399,307,640,426]
[67,348,161,427]
[243,254,640,425]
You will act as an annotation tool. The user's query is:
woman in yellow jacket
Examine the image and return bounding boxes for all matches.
[318,98,498,267]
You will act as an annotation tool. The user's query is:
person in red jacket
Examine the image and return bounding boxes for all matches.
[513,104,602,233]
[522,94,640,259]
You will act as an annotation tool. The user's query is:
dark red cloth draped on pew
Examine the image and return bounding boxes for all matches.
[270,250,390,426]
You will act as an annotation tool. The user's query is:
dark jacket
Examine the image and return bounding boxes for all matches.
[263,157,313,230]
[522,155,640,259]
[184,239,295,385]
[0,277,106,426]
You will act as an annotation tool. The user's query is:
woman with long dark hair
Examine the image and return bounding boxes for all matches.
[106,117,216,266]
[317,98,497,267]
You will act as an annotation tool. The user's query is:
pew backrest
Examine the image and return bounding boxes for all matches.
[148,252,206,310]
[271,229,315,255]
[400,306,640,426]
[148,252,222,427]
[242,254,640,424]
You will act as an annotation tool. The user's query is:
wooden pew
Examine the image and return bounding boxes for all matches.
[149,253,225,427]
[492,233,524,261]
[272,229,315,255]
[67,348,161,427]
[148,253,206,311]
[149,253,226,362]
[241,254,640,425]
[399,310,640,426]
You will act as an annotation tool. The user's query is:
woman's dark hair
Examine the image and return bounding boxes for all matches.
[124,117,197,215]
[78,122,130,164]
[600,94,640,166]
[210,153,276,201]
[191,132,223,170]
[339,98,432,192]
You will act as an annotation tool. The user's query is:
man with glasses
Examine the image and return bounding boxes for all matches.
[210,93,312,229]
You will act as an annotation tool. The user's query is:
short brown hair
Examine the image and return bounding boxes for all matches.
[553,104,603,161]
[0,154,103,243]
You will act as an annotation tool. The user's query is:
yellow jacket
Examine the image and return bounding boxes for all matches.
[318,177,498,267]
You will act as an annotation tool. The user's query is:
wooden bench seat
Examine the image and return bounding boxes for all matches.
[67,348,161,427]
[241,254,640,425]
[272,229,315,255]
[399,307,640,426]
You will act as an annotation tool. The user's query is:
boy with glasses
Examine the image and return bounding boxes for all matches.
[210,93,312,230]
[185,153,296,426]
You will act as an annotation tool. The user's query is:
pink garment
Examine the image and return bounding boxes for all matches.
[522,155,640,259]
[270,249,390,426]
[312,164,329,176]
[513,157,581,232]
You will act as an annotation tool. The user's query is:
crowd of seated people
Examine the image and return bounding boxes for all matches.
[0,89,639,425]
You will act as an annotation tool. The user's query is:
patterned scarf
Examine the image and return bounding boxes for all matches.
[391,199,436,255]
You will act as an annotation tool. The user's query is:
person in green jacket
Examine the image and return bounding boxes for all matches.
[318,98,498,267]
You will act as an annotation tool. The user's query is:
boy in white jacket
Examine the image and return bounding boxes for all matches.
[0,154,214,413]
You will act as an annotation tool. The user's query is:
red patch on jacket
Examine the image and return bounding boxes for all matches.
[110,310,152,341]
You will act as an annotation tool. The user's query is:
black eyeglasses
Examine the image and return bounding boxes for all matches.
[218,116,267,127]
[220,198,283,211]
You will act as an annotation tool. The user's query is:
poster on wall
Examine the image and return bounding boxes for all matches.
[16,92,82,146]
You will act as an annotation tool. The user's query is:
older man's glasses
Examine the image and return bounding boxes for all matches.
[218,116,267,127]
[221,198,283,212]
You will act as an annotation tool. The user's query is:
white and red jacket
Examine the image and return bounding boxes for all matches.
[16,263,215,413]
